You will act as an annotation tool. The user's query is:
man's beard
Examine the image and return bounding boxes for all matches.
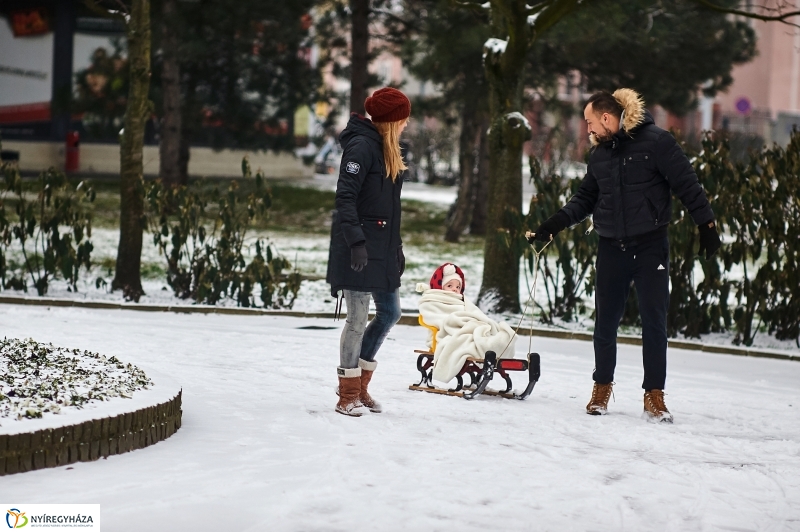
[591,124,615,143]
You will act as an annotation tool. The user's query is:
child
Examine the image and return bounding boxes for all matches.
[417,263,516,384]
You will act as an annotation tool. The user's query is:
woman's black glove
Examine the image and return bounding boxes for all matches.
[351,243,368,272]
[698,220,721,259]
[528,211,570,243]
[397,245,405,275]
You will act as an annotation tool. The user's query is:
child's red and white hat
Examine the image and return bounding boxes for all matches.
[430,263,465,294]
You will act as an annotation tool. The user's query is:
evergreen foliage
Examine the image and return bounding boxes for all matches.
[519,130,800,347]
[0,144,96,296]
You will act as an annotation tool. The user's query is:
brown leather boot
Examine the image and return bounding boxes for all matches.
[586,382,614,415]
[336,367,363,417]
[358,359,381,413]
[643,389,673,423]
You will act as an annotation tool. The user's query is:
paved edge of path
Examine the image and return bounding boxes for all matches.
[1,295,797,363]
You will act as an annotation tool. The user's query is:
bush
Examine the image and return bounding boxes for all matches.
[145,158,301,308]
[0,149,95,296]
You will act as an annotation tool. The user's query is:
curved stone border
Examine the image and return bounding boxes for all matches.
[1,294,797,362]
[0,392,181,476]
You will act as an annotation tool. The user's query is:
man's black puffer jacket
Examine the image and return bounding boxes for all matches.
[561,109,714,242]
[327,114,403,297]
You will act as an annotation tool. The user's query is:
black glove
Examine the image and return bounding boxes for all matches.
[698,220,721,260]
[350,244,368,272]
[397,245,405,275]
[528,211,570,243]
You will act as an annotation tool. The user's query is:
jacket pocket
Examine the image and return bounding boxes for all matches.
[360,217,390,260]
[624,153,654,185]
[360,215,389,229]
[645,197,659,225]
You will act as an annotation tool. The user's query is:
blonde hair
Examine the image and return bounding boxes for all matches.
[374,119,408,182]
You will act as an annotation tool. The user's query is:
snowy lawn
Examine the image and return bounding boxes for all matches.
[1,305,798,531]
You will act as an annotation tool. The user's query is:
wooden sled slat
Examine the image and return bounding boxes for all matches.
[408,384,518,399]
[408,385,463,397]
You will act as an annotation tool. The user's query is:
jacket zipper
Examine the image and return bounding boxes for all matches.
[646,198,659,225]
[620,155,627,239]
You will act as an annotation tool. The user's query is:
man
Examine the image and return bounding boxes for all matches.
[528,89,721,423]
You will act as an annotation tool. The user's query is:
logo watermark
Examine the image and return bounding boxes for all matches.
[3,505,99,530]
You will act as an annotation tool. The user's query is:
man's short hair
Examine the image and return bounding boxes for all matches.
[585,91,623,119]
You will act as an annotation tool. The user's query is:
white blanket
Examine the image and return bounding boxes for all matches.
[417,288,516,383]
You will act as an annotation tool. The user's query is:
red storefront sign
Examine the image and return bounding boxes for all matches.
[10,8,50,37]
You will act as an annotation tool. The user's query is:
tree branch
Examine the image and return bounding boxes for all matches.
[692,0,800,28]
[452,0,490,16]
[81,0,129,21]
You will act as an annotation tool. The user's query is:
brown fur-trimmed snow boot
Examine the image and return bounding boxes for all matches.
[643,389,673,423]
[336,367,363,417]
[586,382,614,415]
[358,359,382,413]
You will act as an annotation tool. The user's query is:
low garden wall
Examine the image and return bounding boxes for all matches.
[0,392,181,476]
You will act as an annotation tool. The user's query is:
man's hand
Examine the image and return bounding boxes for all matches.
[525,230,553,243]
[527,211,570,243]
[698,220,721,260]
[397,245,405,275]
[351,244,368,272]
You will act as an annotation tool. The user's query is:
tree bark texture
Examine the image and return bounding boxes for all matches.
[349,0,369,114]
[113,0,151,302]
[470,114,490,236]
[477,0,531,313]
[445,98,481,243]
[178,77,198,184]
[159,0,183,187]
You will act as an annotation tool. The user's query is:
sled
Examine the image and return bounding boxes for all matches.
[409,315,540,400]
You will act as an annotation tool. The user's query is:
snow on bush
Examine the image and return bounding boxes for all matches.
[0,338,152,421]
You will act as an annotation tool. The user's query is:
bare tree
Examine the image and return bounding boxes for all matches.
[84,0,152,301]
[350,0,370,113]
[159,0,183,186]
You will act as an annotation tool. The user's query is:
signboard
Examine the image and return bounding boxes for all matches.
[0,15,53,109]
[10,8,50,37]
[735,97,752,116]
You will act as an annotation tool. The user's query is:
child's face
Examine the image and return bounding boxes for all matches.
[443,279,462,294]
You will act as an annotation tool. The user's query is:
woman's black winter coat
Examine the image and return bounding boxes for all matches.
[327,115,403,297]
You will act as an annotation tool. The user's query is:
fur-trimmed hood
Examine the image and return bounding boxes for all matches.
[589,88,647,146]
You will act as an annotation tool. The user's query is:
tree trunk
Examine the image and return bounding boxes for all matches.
[349,0,369,114]
[477,0,530,313]
[445,98,481,242]
[424,143,437,185]
[470,113,490,236]
[178,77,198,184]
[159,0,183,187]
[112,0,151,302]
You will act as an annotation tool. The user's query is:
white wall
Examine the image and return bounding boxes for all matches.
[1,140,312,179]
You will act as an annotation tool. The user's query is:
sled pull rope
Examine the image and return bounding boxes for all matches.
[496,233,553,359]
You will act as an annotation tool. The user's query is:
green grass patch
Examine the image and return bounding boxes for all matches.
[63,176,456,241]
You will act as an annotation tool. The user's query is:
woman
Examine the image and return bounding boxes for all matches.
[326,87,410,417]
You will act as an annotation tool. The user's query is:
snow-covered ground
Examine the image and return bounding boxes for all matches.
[2,305,799,531]
[26,222,800,355]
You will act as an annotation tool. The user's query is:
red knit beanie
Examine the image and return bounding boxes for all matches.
[430,263,465,294]
[364,87,411,123]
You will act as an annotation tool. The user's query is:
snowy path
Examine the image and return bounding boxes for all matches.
[1,305,799,532]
